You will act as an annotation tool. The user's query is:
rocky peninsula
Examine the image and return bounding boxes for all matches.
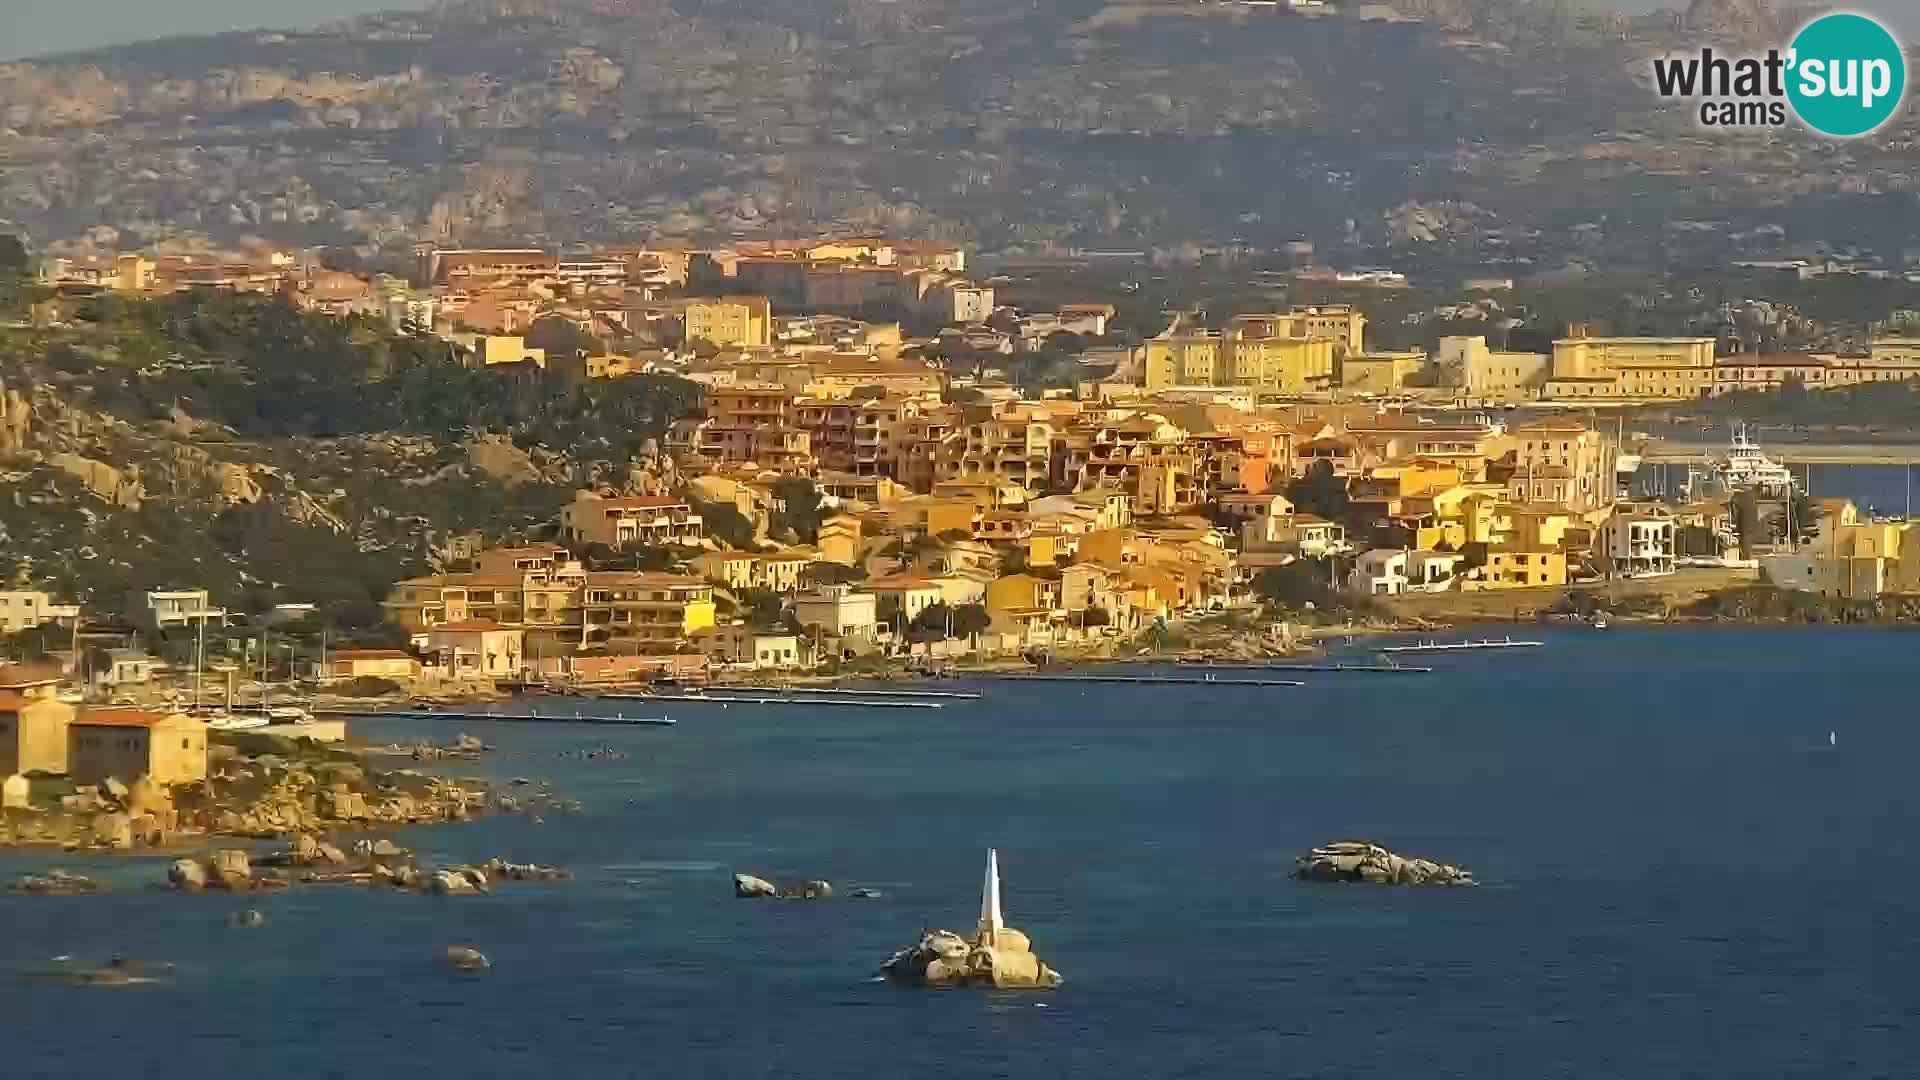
[0,730,557,859]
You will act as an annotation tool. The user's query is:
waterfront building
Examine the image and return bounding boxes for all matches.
[1599,506,1678,577]
[67,709,208,788]
[327,650,423,681]
[1463,546,1569,590]
[0,664,71,777]
[792,585,879,639]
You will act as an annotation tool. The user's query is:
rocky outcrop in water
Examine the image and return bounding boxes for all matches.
[5,869,102,895]
[734,872,832,898]
[881,928,1064,990]
[1293,841,1476,886]
[444,946,491,972]
[880,849,1062,989]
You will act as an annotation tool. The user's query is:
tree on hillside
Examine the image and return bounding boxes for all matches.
[1286,460,1351,522]
[770,477,824,543]
[0,234,27,274]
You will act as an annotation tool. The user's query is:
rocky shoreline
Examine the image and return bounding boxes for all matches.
[0,731,539,856]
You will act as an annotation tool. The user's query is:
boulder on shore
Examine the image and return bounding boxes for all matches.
[1292,841,1475,886]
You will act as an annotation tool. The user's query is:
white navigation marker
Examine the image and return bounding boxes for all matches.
[978,847,1005,944]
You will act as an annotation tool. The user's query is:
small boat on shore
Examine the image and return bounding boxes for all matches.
[205,713,270,731]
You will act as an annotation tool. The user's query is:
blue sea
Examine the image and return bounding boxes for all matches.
[3,625,1917,1077]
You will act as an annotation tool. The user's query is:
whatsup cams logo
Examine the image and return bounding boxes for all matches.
[1651,11,1907,137]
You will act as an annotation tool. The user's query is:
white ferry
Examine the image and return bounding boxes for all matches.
[1709,424,1798,496]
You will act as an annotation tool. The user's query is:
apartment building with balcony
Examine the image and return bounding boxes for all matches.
[560,492,706,549]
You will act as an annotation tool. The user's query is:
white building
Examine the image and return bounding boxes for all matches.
[792,585,879,638]
[1601,506,1677,577]
[1405,550,1464,592]
[137,589,228,631]
[1348,549,1409,596]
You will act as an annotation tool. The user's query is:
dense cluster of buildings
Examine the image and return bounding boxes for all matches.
[27,233,1920,681]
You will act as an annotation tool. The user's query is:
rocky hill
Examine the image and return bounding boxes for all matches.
[1,0,1912,273]
[0,275,700,635]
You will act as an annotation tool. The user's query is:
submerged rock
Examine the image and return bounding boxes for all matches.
[1292,841,1475,886]
[6,869,102,895]
[226,909,267,929]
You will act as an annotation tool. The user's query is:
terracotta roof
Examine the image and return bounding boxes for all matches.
[75,709,192,729]
[0,691,26,712]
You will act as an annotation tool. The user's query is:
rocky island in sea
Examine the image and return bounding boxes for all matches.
[1293,841,1475,886]
[880,849,1062,990]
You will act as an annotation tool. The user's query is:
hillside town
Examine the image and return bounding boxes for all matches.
[8,234,1920,704]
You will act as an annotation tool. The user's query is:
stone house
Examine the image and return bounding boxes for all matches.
[67,710,209,788]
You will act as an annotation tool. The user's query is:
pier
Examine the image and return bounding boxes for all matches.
[322,709,676,726]
[595,692,945,710]
[1174,662,1433,675]
[1376,637,1544,654]
[708,684,983,700]
[984,673,1305,687]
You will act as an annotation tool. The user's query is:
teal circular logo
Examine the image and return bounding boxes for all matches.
[1787,13,1906,137]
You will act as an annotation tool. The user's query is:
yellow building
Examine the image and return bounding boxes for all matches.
[1463,546,1568,591]
[1544,331,1717,400]
[1280,305,1367,354]
[1440,336,1551,399]
[1870,336,1920,365]
[67,710,209,788]
[112,254,156,292]
[456,334,548,369]
[986,573,1061,617]
[684,296,773,348]
[818,515,862,565]
[690,551,758,591]
[327,650,422,681]
[581,573,717,644]
[1341,350,1426,394]
[0,665,72,776]
[1145,321,1335,393]
[1144,332,1224,391]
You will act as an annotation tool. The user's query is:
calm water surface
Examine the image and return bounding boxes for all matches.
[3,626,1916,1077]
